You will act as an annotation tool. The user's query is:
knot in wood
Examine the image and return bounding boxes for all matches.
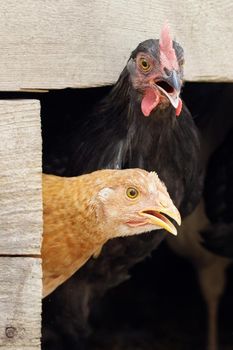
[5,326,17,338]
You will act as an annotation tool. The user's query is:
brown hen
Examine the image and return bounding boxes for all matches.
[42,168,180,297]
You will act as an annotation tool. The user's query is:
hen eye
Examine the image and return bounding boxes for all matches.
[179,59,185,68]
[126,187,139,199]
[139,58,151,72]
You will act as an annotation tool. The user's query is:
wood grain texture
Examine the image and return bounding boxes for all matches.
[0,257,41,349]
[0,100,42,255]
[0,0,231,91]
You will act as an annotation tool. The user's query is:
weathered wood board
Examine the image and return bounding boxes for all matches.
[0,0,232,91]
[0,100,42,348]
[0,100,42,255]
[0,258,41,349]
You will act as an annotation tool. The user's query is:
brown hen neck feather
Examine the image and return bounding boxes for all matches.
[42,174,107,297]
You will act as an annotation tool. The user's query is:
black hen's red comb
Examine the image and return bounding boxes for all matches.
[159,23,178,70]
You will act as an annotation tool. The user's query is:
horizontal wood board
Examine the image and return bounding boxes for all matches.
[0,0,231,91]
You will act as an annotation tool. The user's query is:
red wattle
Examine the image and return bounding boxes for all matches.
[141,89,160,117]
[176,98,182,117]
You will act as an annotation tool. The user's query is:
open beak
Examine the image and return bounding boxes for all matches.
[138,205,181,236]
[154,70,181,109]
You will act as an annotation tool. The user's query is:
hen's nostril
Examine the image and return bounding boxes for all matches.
[164,67,171,77]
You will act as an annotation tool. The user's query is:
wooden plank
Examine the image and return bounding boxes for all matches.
[0,100,42,255]
[0,257,41,349]
[0,0,232,90]
[0,101,42,348]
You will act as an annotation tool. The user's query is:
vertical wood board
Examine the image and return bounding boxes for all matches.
[0,100,42,255]
[0,257,41,349]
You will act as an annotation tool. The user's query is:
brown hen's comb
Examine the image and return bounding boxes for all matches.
[159,23,178,69]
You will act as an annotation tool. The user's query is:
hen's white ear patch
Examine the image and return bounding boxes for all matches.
[98,187,114,200]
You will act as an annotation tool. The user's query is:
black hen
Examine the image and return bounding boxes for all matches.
[202,128,233,258]
[42,25,202,349]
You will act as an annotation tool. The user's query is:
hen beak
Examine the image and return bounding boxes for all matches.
[139,205,181,236]
[154,70,181,109]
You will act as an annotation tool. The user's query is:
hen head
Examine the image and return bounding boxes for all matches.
[127,24,184,117]
[92,168,181,238]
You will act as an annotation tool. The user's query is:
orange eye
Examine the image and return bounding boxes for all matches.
[126,187,139,199]
[139,57,151,72]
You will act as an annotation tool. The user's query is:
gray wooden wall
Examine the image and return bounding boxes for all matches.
[0,0,232,92]
[0,101,42,349]
[0,1,232,348]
